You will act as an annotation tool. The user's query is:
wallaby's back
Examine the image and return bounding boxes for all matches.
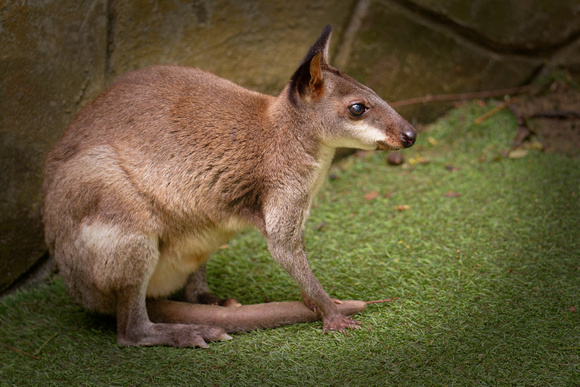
[46,65,272,213]
[44,66,278,311]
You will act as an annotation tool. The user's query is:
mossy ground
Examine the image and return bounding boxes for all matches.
[1,101,578,386]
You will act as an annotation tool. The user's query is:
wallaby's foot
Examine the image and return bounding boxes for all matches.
[322,314,362,333]
[117,322,232,348]
[197,292,242,308]
[300,291,360,332]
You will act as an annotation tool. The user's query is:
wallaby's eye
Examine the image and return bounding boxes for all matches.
[348,103,367,117]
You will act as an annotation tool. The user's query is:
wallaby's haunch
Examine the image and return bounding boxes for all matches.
[43,25,416,348]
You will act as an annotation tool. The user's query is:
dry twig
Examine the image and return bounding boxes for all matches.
[390,85,534,108]
[0,341,40,360]
[473,97,516,125]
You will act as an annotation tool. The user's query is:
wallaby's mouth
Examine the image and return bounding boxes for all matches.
[376,128,417,151]
[376,141,401,151]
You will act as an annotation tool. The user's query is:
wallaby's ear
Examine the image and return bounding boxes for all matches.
[309,52,324,99]
[288,25,333,103]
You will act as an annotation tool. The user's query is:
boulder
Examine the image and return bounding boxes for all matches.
[0,1,108,292]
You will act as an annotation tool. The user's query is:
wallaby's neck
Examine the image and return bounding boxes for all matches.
[264,87,336,198]
[267,86,333,161]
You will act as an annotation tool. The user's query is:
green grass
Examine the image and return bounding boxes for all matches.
[1,101,579,386]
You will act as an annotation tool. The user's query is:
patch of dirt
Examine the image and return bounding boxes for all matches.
[510,77,580,158]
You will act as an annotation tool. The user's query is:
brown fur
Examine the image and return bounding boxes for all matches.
[43,25,416,347]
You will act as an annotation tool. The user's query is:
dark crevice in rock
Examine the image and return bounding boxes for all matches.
[387,0,580,59]
[334,0,372,69]
[105,0,118,84]
[524,63,549,85]
[1,252,56,297]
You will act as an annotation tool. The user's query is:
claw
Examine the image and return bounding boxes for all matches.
[196,340,210,349]
[220,333,234,341]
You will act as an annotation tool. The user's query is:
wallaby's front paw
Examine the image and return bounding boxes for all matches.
[322,314,362,333]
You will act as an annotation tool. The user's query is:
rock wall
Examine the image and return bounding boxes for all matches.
[1,1,108,292]
[1,0,579,292]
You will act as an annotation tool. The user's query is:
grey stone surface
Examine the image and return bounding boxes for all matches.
[412,0,580,49]
[107,0,355,94]
[0,1,108,291]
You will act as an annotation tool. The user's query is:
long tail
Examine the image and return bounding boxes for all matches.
[147,300,368,333]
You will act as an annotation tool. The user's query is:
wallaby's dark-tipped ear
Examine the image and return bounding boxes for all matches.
[300,24,332,67]
[288,25,333,104]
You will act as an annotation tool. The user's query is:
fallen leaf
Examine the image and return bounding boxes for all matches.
[409,156,428,166]
[315,222,326,231]
[396,205,411,211]
[523,139,543,151]
[445,191,461,198]
[569,306,577,313]
[427,137,438,146]
[445,163,459,172]
[364,191,380,200]
[508,149,529,159]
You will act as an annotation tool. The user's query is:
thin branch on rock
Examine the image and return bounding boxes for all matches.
[531,111,580,119]
[390,85,535,107]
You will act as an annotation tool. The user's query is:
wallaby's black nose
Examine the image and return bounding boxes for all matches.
[401,125,417,148]
[402,127,417,148]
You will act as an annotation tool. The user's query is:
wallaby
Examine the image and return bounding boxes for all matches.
[43,25,416,348]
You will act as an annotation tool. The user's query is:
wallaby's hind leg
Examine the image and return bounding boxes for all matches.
[183,261,241,307]
[97,231,232,348]
[117,284,232,348]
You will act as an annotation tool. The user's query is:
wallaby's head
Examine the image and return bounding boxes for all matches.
[287,25,416,151]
